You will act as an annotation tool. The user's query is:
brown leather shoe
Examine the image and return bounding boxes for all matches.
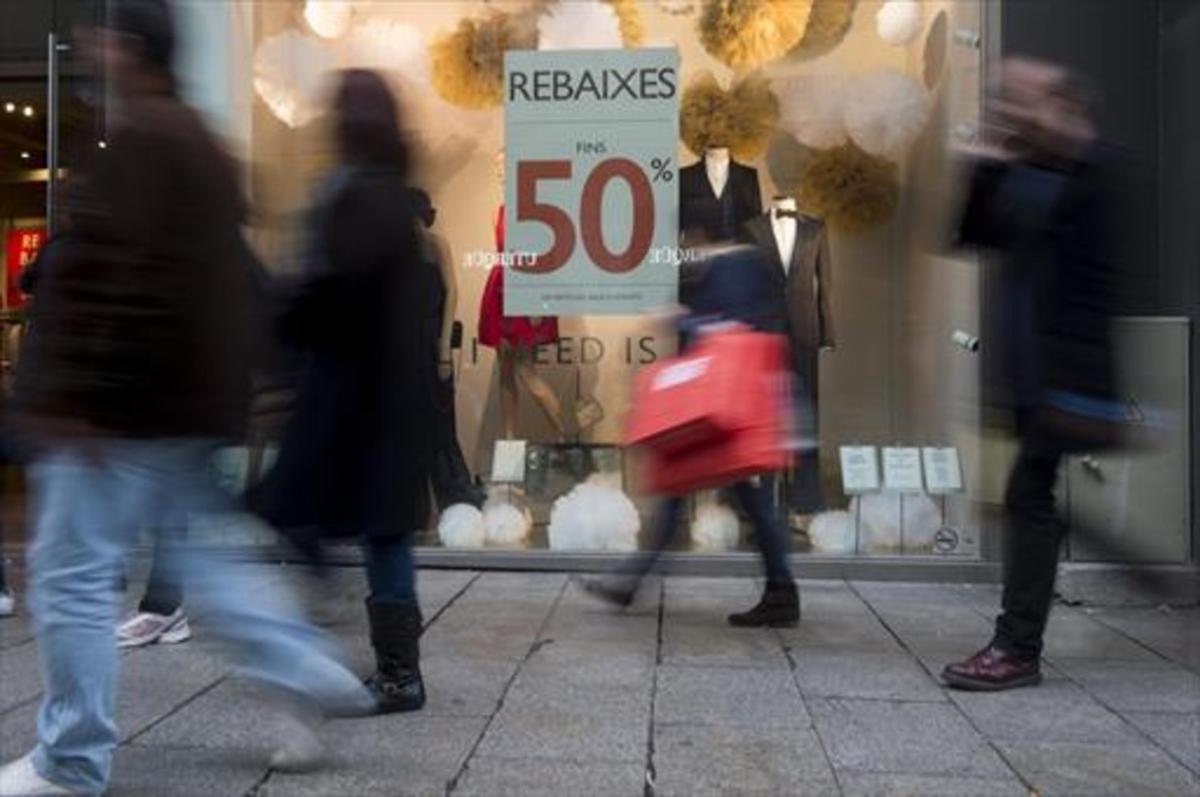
[942,645,1042,691]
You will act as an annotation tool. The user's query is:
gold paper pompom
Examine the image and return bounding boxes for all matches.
[699,0,815,70]
[788,0,856,60]
[430,12,535,109]
[680,70,780,161]
[604,0,647,47]
[798,144,898,234]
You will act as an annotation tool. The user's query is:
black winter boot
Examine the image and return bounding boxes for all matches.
[728,581,800,628]
[365,598,426,714]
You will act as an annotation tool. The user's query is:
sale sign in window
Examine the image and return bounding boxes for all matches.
[504,48,680,316]
[5,228,47,310]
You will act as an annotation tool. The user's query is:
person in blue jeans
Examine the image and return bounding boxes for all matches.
[0,4,373,794]
[584,217,800,627]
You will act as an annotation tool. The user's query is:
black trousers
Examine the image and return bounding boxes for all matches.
[992,428,1068,659]
[138,525,186,616]
[626,478,794,587]
[429,375,483,511]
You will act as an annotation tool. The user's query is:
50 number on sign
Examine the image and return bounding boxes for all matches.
[516,156,671,274]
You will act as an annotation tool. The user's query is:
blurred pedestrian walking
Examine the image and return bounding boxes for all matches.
[252,70,437,715]
[943,58,1124,691]
[585,217,800,627]
[0,3,373,794]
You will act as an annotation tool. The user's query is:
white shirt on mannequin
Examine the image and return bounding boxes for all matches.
[770,197,798,272]
[705,147,730,198]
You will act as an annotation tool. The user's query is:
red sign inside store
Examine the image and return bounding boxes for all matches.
[5,228,47,310]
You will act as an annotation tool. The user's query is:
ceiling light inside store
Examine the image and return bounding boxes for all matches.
[23,106,35,117]
[304,0,353,40]
[3,102,14,113]
[20,152,30,160]
[98,140,108,149]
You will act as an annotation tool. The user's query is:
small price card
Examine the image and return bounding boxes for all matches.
[839,446,881,494]
[882,447,924,492]
[922,447,963,493]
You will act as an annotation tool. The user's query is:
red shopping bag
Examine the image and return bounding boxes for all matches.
[628,330,792,495]
[625,327,783,454]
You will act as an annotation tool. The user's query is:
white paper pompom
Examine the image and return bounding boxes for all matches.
[437,504,486,548]
[843,70,931,161]
[809,510,856,554]
[779,75,848,149]
[691,500,740,552]
[658,0,696,14]
[876,0,923,46]
[305,0,354,40]
[548,476,640,552]
[343,19,429,85]
[253,30,336,128]
[538,0,624,51]
[851,493,941,553]
[901,494,941,551]
[483,488,532,547]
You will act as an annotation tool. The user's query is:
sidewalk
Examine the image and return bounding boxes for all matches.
[2,568,1197,796]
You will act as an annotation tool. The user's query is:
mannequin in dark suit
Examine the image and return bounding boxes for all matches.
[742,198,836,518]
[679,147,763,240]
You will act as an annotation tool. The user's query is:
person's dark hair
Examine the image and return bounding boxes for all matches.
[110,0,176,72]
[410,188,436,228]
[333,70,411,177]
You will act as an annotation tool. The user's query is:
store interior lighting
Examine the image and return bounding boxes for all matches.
[23,106,34,117]
[3,102,14,113]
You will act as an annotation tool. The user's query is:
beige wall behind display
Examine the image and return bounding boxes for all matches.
[242,2,985,533]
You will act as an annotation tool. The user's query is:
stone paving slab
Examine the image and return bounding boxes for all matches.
[264,715,486,797]
[1087,606,1200,672]
[836,771,1030,797]
[652,723,839,796]
[0,642,42,714]
[791,651,947,702]
[809,698,1012,778]
[1053,657,1200,713]
[946,672,1143,745]
[455,756,646,796]
[995,739,1200,796]
[1121,710,1200,774]
[655,665,810,728]
[108,746,265,797]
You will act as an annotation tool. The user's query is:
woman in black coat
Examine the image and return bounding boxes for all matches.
[255,70,435,713]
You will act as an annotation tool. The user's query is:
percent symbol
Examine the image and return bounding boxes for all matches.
[649,157,673,183]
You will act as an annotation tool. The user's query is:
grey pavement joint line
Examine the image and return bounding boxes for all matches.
[445,576,570,794]
[1050,660,1200,777]
[1081,607,1192,670]
[843,580,1037,793]
[775,623,845,796]
[644,579,665,796]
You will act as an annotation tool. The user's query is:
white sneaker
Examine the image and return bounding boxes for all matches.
[0,754,73,796]
[0,590,14,618]
[116,609,192,648]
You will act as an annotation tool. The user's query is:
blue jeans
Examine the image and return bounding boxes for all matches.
[364,537,416,604]
[26,439,371,794]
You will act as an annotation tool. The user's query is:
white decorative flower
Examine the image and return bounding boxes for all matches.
[342,18,429,85]
[437,504,485,548]
[876,0,923,46]
[691,500,740,552]
[808,510,856,555]
[843,70,931,161]
[253,30,336,129]
[548,475,640,552]
[537,0,624,51]
[304,0,354,40]
[778,74,849,149]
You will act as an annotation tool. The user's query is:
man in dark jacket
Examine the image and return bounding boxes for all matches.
[942,58,1122,692]
[0,4,371,794]
[585,217,799,626]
